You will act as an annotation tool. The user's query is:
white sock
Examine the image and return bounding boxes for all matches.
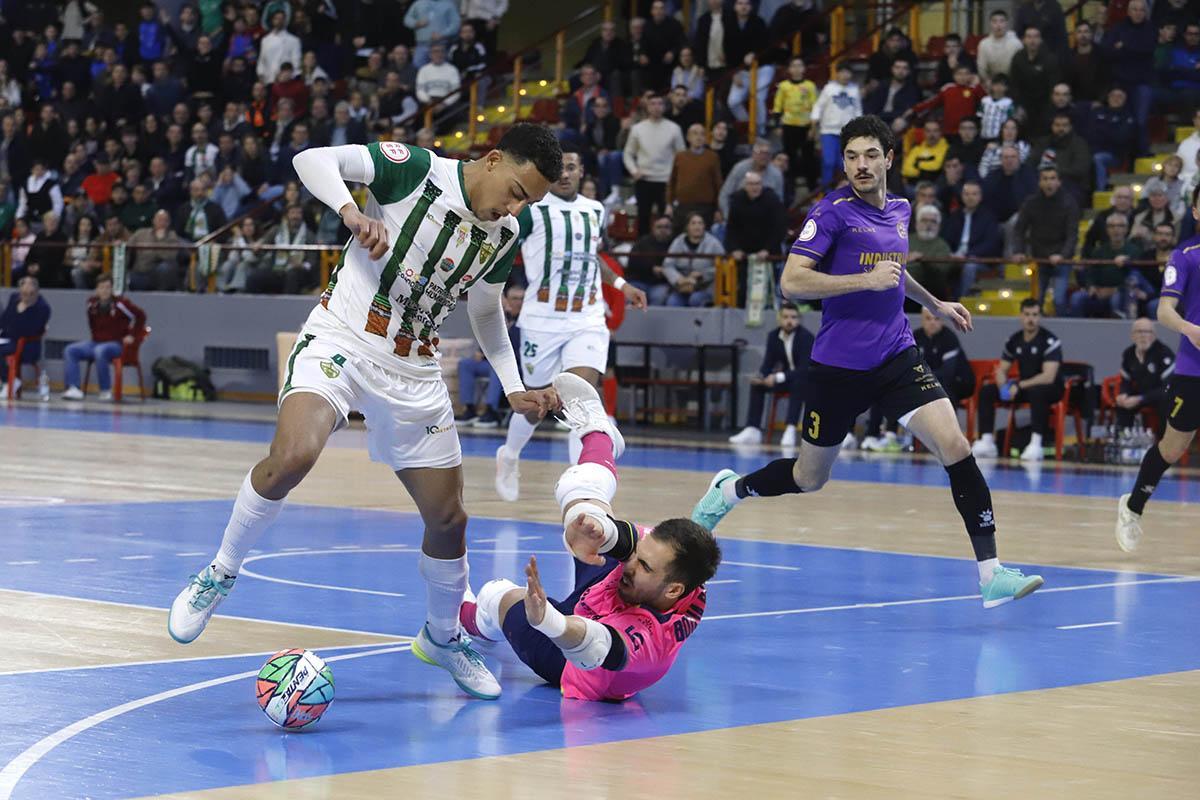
[504,411,537,457]
[981,433,994,444]
[567,428,583,464]
[721,477,743,506]
[214,471,284,576]
[420,552,469,644]
[977,557,1001,582]
[474,578,519,641]
[1029,432,1043,448]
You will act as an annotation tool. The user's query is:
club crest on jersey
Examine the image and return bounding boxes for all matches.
[479,242,496,263]
[440,257,455,271]
[379,141,411,163]
[455,226,468,246]
[896,222,908,239]
[1164,265,1177,286]
[798,219,817,241]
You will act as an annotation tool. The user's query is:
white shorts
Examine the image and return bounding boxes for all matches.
[519,325,610,387]
[278,328,461,471]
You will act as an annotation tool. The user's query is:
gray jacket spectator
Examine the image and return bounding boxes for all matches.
[128,210,186,291]
[662,213,723,307]
[718,141,785,217]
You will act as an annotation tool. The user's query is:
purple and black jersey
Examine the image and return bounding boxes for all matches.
[1162,236,1200,377]
[790,185,915,370]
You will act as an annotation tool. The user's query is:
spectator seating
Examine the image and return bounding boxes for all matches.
[4,333,44,400]
[979,360,1088,461]
[84,326,151,403]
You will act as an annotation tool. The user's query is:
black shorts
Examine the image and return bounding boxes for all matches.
[802,346,948,446]
[500,558,618,686]
[1166,375,1200,433]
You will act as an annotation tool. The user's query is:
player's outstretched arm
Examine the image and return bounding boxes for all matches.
[904,270,973,333]
[292,145,389,259]
[524,556,627,671]
[1158,297,1200,350]
[780,252,900,299]
[600,258,648,309]
[466,284,559,422]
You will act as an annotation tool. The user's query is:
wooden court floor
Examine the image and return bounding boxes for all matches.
[1,411,1198,799]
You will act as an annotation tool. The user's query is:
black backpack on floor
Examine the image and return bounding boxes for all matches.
[151,356,217,401]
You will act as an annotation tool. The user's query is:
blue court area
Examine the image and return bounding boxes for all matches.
[1,500,1199,799]
[5,404,1200,502]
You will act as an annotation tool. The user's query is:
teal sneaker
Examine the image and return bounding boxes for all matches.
[168,565,236,644]
[412,624,501,700]
[980,566,1045,608]
[691,469,740,532]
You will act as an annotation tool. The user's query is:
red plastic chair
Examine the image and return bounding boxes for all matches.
[84,325,151,402]
[998,365,1086,461]
[962,359,1000,442]
[4,334,44,399]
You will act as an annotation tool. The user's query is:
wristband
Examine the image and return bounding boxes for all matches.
[532,603,568,639]
[613,276,627,290]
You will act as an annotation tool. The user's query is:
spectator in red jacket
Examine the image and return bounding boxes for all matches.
[81,155,120,206]
[61,274,146,401]
[905,64,985,136]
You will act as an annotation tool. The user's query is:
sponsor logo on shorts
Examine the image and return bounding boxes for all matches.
[320,360,341,379]
[425,423,454,435]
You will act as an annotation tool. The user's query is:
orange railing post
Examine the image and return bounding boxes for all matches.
[468,81,479,142]
[555,30,565,88]
[604,0,613,23]
[704,86,714,134]
[747,56,758,144]
[831,6,845,56]
[423,106,434,131]
[681,0,691,31]
[909,5,920,50]
[512,56,523,119]
[0,243,9,287]
[792,31,802,57]
[943,0,952,38]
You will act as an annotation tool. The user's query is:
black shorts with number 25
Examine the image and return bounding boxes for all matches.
[802,346,948,446]
[1165,375,1200,433]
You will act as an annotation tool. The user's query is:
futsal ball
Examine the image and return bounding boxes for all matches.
[256,648,335,730]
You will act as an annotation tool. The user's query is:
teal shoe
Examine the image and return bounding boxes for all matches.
[980,566,1044,608]
[691,469,740,532]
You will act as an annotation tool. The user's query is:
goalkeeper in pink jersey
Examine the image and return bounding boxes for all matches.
[460,373,722,701]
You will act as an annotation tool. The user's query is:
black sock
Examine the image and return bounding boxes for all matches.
[945,455,997,561]
[735,458,803,499]
[1127,444,1171,515]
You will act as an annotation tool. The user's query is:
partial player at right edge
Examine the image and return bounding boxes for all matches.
[1116,185,1200,551]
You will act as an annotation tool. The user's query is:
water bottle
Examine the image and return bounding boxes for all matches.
[37,370,50,402]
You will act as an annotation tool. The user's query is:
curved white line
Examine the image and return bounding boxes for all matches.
[0,644,410,800]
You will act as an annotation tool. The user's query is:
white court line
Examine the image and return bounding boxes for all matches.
[330,545,361,550]
[0,644,411,800]
[63,558,96,564]
[705,579,741,585]
[174,551,206,557]
[0,638,410,678]
[0,586,400,639]
[721,560,801,572]
[1057,621,1120,630]
[118,555,152,561]
[704,577,1199,621]
[237,547,794,599]
[5,561,38,566]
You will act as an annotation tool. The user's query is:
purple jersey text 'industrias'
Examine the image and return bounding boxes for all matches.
[1162,236,1200,377]
[790,185,915,370]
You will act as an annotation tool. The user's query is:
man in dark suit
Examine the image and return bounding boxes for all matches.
[578,20,632,96]
[729,302,814,447]
[942,179,1004,297]
[862,59,921,126]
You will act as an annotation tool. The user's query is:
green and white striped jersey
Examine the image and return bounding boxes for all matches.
[311,141,520,377]
[515,192,607,333]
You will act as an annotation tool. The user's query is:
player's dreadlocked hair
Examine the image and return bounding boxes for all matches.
[498,123,564,183]
[653,518,723,593]
[839,115,895,156]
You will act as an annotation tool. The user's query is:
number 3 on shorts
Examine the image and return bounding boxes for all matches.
[807,411,820,440]
[1171,396,1184,419]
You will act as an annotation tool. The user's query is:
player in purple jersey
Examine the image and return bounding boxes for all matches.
[1116,183,1200,551]
[692,115,1043,608]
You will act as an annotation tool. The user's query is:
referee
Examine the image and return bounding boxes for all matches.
[692,115,1043,608]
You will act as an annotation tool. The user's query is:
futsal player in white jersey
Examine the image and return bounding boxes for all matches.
[167,124,564,700]
[495,147,646,501]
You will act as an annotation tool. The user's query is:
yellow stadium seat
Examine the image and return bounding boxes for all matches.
[1177,126,1196,143]
[1092,190,1113,209]
[1133,156,1164,175]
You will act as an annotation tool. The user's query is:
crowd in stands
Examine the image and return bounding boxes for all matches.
[0,0,510,293]
[0,0,1196,323]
